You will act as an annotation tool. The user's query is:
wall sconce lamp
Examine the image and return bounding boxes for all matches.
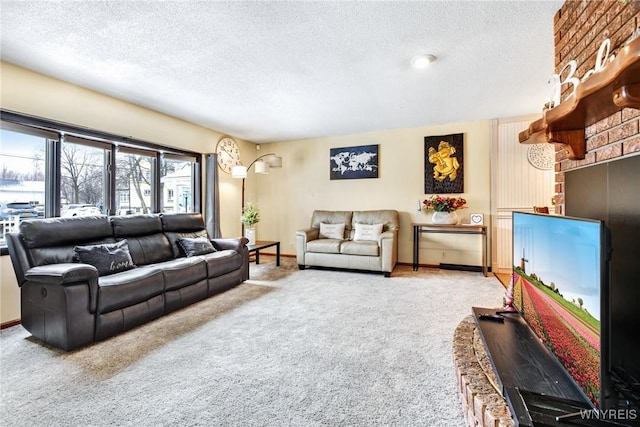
[232,153,283,236]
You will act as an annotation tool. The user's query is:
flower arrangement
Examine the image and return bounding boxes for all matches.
[241,202,260,227]
[422,195,467,213]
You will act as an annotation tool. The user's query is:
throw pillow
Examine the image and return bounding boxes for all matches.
[353,223,383,241]
[177,236,216,257]
[74,240,136,276]
[319,222,345,240]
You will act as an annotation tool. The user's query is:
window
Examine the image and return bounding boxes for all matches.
[0,126,51,245]
[161,155,196,213]
[1,110,202,249]
[60,136,108,216]
[116,148,155,215]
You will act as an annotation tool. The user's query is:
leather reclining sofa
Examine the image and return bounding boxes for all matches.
[6,213,249,351]
[296,209,399,277]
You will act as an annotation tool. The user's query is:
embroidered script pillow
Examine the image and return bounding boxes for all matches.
[177,236,216,257]
[319,222,345,240]
[74,240,135,276]
[353,223,383,241]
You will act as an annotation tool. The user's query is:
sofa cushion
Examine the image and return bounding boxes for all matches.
[74,240,136,276]
[340,240,379,256]
[124,234,174,266]
[307,239,342,254]
[160,213,205,232]
[177,236,216,257]
[201,250,244,277]
[156,257,208,291]
[165,230,209,258]
[353,223,383,241]
[319,222,345,240]
[97,266,165,313]
[20,216,112,249]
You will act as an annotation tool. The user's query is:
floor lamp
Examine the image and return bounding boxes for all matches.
[232,153,282,237]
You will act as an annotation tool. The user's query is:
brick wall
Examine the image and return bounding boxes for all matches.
[553,0,640,214]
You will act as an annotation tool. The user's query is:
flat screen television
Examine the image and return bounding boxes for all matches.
[512,211,610,409]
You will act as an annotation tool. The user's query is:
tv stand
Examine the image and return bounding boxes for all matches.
[510,388,632,427]
[473,307,597,426]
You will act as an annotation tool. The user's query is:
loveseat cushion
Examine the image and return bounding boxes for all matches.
[319,223,345,239]
[340,240,379,256]
[353,223,383,241]
[157,257,207,291]
[307,239,342,254]
[310,211,353,234]
[97,266,165,313]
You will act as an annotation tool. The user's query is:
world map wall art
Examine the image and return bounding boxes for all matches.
[424,133,464,194]
[330,144,379,180]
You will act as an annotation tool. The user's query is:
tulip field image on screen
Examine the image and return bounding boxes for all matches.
[512,213,601,406]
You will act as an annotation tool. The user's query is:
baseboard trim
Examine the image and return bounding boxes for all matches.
[1,319,21,329]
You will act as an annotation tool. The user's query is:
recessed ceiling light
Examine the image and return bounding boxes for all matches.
[411,54,436,69]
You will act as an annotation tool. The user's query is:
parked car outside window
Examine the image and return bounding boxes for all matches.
[0,202,39,220]
[60,204,102,217]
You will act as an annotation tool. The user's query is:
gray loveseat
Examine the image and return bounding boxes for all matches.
[296,210,399,277]
[6,213,248,351]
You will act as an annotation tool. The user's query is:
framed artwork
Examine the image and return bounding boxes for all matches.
[424,133,464,194]
[330,144,379,180]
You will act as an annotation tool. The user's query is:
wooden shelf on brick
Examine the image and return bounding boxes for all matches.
[519,36,640,160]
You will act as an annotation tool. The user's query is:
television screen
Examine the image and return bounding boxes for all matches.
[512,211,606,407]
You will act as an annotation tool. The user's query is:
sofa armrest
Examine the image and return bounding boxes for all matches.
[25,263,100,313]
[211,237,248,252]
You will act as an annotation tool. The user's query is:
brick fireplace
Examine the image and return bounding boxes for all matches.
[553,0,640,214]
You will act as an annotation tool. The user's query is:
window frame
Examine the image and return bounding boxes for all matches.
[1,109,202,253]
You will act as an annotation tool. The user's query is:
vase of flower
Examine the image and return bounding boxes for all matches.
[422,195,467,225]
[431,210,459,225]
[245,227,256,245]
[241,202,260,245]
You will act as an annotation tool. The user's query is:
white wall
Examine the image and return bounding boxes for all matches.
[0,61,494,325]
[255,121,492,267]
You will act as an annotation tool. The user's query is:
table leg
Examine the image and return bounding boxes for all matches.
[255,249,260,264]
[482,231,488,277]
[276,243,280,266]
[413,225,419,271]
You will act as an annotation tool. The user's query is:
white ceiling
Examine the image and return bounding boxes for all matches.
[0,1,563,143]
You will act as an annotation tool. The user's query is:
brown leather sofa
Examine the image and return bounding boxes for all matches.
[6,213,248,351]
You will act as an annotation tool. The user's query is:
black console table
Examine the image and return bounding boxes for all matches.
[412,223,488,276]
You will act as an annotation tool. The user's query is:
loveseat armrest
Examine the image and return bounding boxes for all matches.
[379,230,398,275]
[295,228,319,266]
[211,237,248,252]
[296,228,319,242]
[25,263,100,313]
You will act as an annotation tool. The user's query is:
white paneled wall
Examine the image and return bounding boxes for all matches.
[491,116,555,274]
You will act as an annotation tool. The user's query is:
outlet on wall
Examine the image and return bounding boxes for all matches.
[441,251,446,259]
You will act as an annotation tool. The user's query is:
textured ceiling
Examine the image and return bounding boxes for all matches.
[0,1,563,143]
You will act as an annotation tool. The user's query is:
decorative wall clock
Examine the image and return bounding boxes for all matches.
[215,137,241,174]
[527,143,555,170]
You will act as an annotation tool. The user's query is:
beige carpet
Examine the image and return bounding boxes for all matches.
[1,257,506,426]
